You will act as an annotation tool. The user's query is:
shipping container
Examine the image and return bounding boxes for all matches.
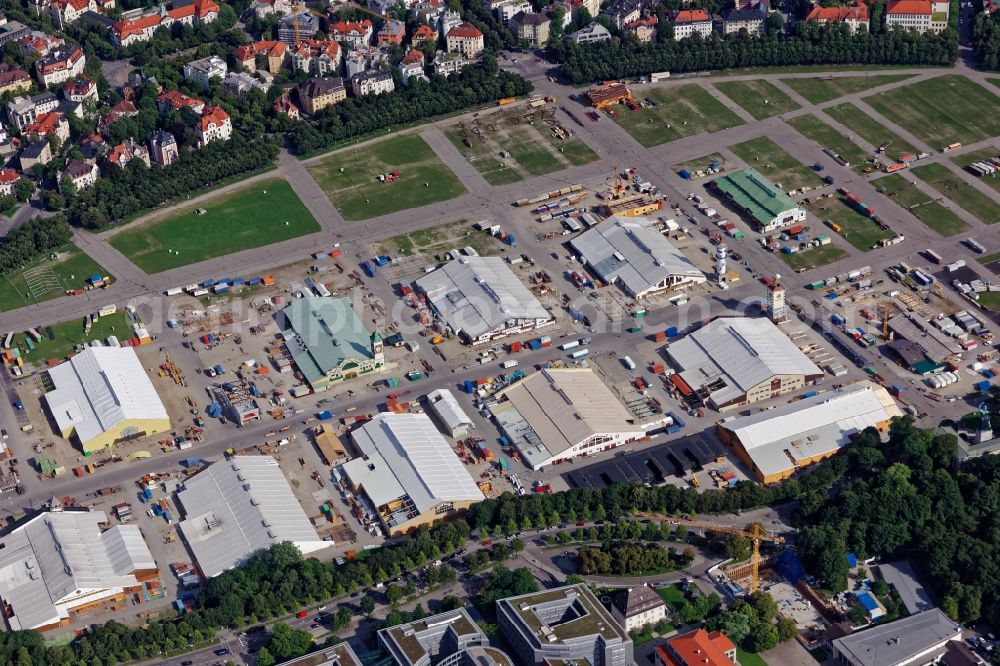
[569,348,589,359]
[622,355,636,371]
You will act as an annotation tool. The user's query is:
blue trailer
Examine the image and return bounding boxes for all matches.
[214,364,224,375]
[183,457,201,468]
[678,169,692,179]
[976,380,991,392]
[666,326,678,337]
[506,234,517,247]
[317,410,334,420]
[831,314,846,326]
[200,279,215,288]
[463,379,476,394]
[248,277,262,286]
[374,255,391,266]
[361,260,377,277]
[142,487,153,501]
[232,277,245,286]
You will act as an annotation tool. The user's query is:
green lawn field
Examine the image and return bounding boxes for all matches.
[978,291,1000,313]
[950,146,1000,196]
[824,102,918,157]
[12,310,131,364]
[863,75,1000,150]
[309,134,467,220]
[780,74,913,104]
[737,647,768,666]
[730,137,824,190]
[779,243,848,270]
[875,173,970,237]
[1,245,111,313]
[911,163,1000,225]
[377,220,500,258]
[110,178,320,274]
[787,114,871,172]
[806,197,892,251]
[713,80,800,120]
[612,85,744,148]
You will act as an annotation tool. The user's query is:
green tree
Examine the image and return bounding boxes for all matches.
[745,621,779,652]
[748,591,778,623]
[776,616,798,642]
[267,622,314,661]
[360,595,376,615]
[256,647,276,666]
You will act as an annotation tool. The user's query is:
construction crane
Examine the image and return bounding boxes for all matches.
[647,515,785,593]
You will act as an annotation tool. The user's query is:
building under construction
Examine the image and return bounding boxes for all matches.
[213,381,261,425]
[586,83,632,109]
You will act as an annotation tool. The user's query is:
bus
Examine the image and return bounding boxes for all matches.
[923,249,943,264]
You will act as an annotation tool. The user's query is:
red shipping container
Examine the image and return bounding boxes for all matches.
[653,331,666,342]
[650,363,666,374]
[509,341,522,353]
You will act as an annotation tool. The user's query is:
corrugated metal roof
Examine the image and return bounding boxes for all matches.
[721,382,902,477]
[496,369,641,466]
[44,347,169,446]
[416,257,551,340]
[177,456,327,578]
[713,168,800,228]
[426,389,473,432]
[570,216,705,297]
[671,318,822,404]
[349,414,484,513]
[0,509,155,629]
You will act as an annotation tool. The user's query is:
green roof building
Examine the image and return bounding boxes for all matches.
[713,167,806,232]
[278,296,385,392]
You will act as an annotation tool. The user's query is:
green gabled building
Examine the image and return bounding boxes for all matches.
[713,167,806,232]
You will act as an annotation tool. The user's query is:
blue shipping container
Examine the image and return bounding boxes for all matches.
[232,278,245,286]
[361,261,376,277]
[832,314,846,325]
[678,169,691,179]
[248,277,262,286]
[143,488,153,500]
[317,410,333,420]
[463,379,475,394]
[666,326,678,337]
[976,380,991,391]
[214,364,224,375]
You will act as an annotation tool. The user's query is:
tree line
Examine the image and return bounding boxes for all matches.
[576,541,693,575]
[972,9,1000,70]
[65,134,278,229]
[287,66,533,155]
[550,22,957,83]
[0,215,73,276]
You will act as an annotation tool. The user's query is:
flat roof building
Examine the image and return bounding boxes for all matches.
[667,317,823,411]
[416,256,553,345]
[176,456,328,578]
[493,368,649,470]
[716,382,901,483]
[873,561,934,616]
[378,608,513,666]
[277,296,385,392]
[44,346,170,455]
[0,499,157,630]
[497,584,633,666]
[342,413,484,535]
[830,609,962,666]
[713,168,806,232]
[570,216,706,299]
[426,388,474,438]
[280,642,363,666]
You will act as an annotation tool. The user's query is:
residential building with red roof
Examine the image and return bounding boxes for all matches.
[234,40,287,74]
[164,0,220,27]
[18,31,63,58]
[330,19,373,48]
[195,105,231,147]
[411,23,438,44]
[106,138,150,169]
[63,76,98,103]
[273,91,300,120]
[655,629,738,666]
[110,0,218,47]
[110,13,163,48]
[623,14,658,42]
[0,168,22,197]
[100,99,139,130]
[885,0,948,31]
[23,111,69,143]
[79,133,109,160]
[35,44,85,87]
[156,90,205,115]
[805,0,869,32]
[0,65,31,96]
[49,0,100,30]
[290,40,342,76]
[446,22,484,57]
[670,8,713,39]
[377,19,406,46]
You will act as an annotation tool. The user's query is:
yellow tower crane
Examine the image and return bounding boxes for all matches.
[647,516,785,593]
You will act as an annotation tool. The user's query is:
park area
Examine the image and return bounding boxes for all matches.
[875,173,970,237]
[778,242,847,270]
[109,178,320,274]
[444,111,598,186]
[780,74,912,104]
[787,114,871,172]
[805,197,893,251]
[824,102,918,158]
[951,146,1000,195]
[611,84,744,148]
[12,310,131,364]
[863,75,1000,150]
[1,245,111,313]
[730,137,823,190]
[712,80,800,120]
[308,134,466,220]
[911,163,1000,225]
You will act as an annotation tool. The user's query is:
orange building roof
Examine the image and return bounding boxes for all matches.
[448,21,483,38]
[0,169,21,184]
[166,0,219,20]
[158,89,204,110]
[412,24,437,40]
[330,19,372,35]
[198,105,230,131]
[657,630,737,666]
[401,48,424,64]
[887,0,931,13]
[24,112,63,136]
[52,0,90,12]
[806,1,868,21]
[673,8,710,23]
[112,13,162,40]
